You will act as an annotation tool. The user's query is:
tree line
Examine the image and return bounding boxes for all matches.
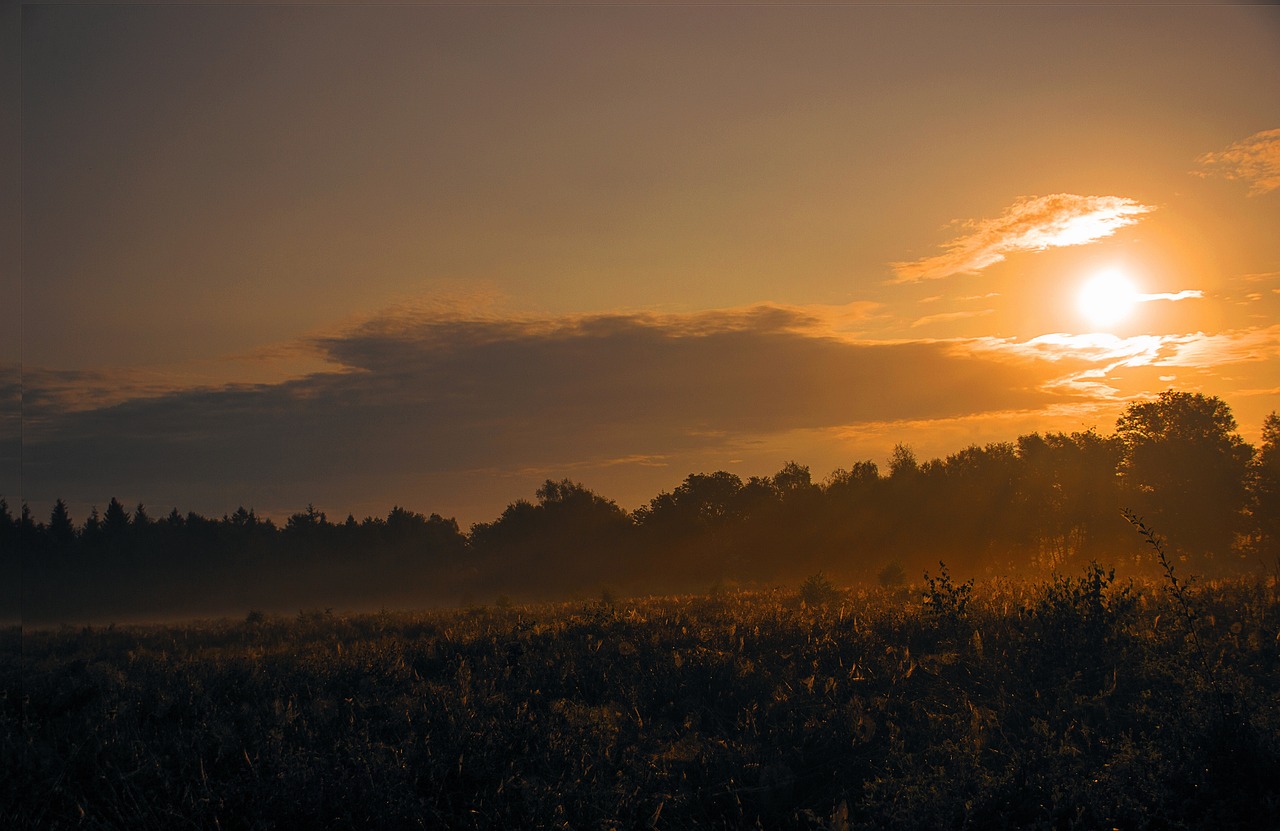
[6,391,1280,621]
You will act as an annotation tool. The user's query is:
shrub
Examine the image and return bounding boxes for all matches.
[1032,561,1134,641]
[1025,561,1135,691]
[799,572,841,606]
[877,561,906,588]
[922,561,972,628]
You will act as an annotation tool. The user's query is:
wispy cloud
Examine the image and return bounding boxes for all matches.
[1159,325,1280,369]
[910,309,995,329]
[974,326,1280,369]
[972,332,1184,369]
[1194,128,1280,196]
[1138,290,1201,303]
[891,194,1154,283]
[967,326,1280,398]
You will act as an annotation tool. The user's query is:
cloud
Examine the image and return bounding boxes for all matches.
[21,305,1082,518]
[20,367,211,419]
[1156,325,1280,369]
[974,326,1280,369]
[967,326,1280,398]
[1194,128,1280,195]
[891,194,1154,282]
[1137,290,1201,303]
[910,309,995,329]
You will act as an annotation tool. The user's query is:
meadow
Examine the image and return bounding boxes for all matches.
[5,558,1280,831]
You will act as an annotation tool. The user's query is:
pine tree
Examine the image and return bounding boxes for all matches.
[48,499,76,547]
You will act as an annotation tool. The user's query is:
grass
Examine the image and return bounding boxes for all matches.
[5,567,1280,829]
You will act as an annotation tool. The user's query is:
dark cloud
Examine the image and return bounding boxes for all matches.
[20,306,1084,518]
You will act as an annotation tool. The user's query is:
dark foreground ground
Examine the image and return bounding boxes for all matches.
[4,566,1279,829]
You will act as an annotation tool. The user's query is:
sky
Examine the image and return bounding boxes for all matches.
[7,3,1280,528]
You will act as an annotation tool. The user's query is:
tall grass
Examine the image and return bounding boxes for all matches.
[4,568,1279,829]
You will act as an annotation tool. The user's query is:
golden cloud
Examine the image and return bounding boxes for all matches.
[910,309,995,329]
[1195,128,1280,196]
[965,326,1280,399]
[891,194,1154,283]
[973,327,1280,368]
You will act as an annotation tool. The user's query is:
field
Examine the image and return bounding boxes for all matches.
[5,565,1280,830]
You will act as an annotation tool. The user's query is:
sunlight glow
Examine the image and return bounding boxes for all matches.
[1077,268,1139,329]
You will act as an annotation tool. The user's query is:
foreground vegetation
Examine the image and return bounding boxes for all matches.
[6,564,1279,829]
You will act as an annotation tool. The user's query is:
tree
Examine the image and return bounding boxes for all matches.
[888,444,920,479]
[824,461,880,494]
[636,472,744,530]
[285,503,329,534]
[102,498,131,543]
[1249,412,1280,561]
[1016,430,1126,569]
[773,461,814,494]
[18,504,40,561]
[1116,391,1253,567]
[228,506,258,529]
[81,507,103,547]
[935,442,1021,569]
[48,499,76,548]
[470,480,633,596]
[0,498,13,556]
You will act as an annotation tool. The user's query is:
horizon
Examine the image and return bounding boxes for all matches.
[7,387,1269,531]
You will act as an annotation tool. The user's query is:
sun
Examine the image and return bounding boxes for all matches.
[1077,268,1139,329]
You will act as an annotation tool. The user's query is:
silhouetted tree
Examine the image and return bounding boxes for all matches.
[1117,391,1253,568]
[0,498,14,555]
[80,507,102,548]
[1016,430,1126,569]
[102,498,131,546]
[733,475,782,521]
[282,504,331,560]
[1250,412,1280,562]
[48,499,76,549]
[773,461,814,495]
[636,472,744,530]
[888,444,920,479]
[824,461,880,494]
[0,499,14,603]
[813,461,890,581]
[635,472,748,584]
[375,506,465,563]
[471,480,632,596]
[469,499,537,551]
[934,442,1020,570]
[17,504,40,565]
[228,506,259,529]
[758,461,826,575]
[286,503,329,533]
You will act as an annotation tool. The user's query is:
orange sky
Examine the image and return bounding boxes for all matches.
[6,3,1280,525]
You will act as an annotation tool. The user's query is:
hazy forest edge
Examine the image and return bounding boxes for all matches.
[6,390,1280,625]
